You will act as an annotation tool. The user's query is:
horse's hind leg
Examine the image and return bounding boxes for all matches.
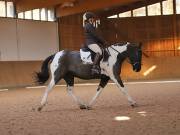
[38,79,55,111]
[64,75,87,109]
[38,60,65,111]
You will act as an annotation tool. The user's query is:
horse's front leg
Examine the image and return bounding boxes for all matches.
[112,76,137,107]
[64,75,88,109]
[88,75,110,109]
[67,85,88,109]
[88,86,103,108]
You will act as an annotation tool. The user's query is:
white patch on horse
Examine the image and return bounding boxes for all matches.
[80,49,93,64]
[101,44,128,78]
[39,51,65,109]
[50,51,65,79]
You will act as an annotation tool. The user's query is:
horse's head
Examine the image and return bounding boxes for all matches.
[108,42,142,72]
[127,42,142,72]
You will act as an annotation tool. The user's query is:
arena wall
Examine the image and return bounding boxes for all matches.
[0,18,59,61]
[0,56,180,89]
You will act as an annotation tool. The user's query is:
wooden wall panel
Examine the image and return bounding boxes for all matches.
[58,14,84,50]
[99,15,180,57]
[176,15,180,37]
[0,61,41,88]
[58,13,180,56]
[176,16,180,55]
[121,56,180,80]
[100,21,116,43]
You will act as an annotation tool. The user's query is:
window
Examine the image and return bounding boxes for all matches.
[107,15,118,18]
[0,2,56,20]
[162,0,173,15]
[18,12,24,19]
[48,9,55,21]
[133,7,146,17]
[40,8,47,21]
[33,9,40,20]
[0,1,6,17]
[18,8,55,22]
[0,1,15,18]
[25,11,32,19]
[119,11,131,18]
[7,2,14,17]
[176,0,180,14]
[148,3,161,16]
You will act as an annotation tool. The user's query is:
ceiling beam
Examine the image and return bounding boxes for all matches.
[56,0,143,17]
[16,0,75,13]
[99,0,165,18]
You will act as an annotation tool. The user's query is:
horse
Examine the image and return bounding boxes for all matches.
[35,42,142,111]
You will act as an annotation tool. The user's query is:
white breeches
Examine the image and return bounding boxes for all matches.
[88,44,102,55]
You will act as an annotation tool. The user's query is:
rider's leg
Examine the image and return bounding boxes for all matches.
[88,44,102,74]
[93,52,101,67]
[88,44,102,55]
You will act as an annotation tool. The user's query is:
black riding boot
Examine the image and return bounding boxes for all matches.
[91,53,101,75]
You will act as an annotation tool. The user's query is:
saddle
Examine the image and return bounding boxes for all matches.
[80,45,110,64]
[80,47,96,64]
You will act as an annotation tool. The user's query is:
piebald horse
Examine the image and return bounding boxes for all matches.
[35,42,142,111]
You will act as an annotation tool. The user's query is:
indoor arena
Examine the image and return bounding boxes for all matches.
[0,0,180,135]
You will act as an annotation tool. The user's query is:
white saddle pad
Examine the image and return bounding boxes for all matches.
[80,49,93,64]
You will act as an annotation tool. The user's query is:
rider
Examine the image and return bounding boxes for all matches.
[83,12,108,74]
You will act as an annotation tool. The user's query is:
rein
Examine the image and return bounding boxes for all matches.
[109,46,121,54]
[107,45,127,59]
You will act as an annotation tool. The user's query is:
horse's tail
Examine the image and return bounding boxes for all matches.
[35,54,55,85]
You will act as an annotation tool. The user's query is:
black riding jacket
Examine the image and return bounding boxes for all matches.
[84,22,106,46]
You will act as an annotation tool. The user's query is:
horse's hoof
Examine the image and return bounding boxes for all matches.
[38,107,42,112]
[86,106,92,110]
[131,103,138,108]
[79,105,87,110]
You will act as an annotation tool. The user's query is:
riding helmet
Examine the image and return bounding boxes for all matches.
[83,12,96,20]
